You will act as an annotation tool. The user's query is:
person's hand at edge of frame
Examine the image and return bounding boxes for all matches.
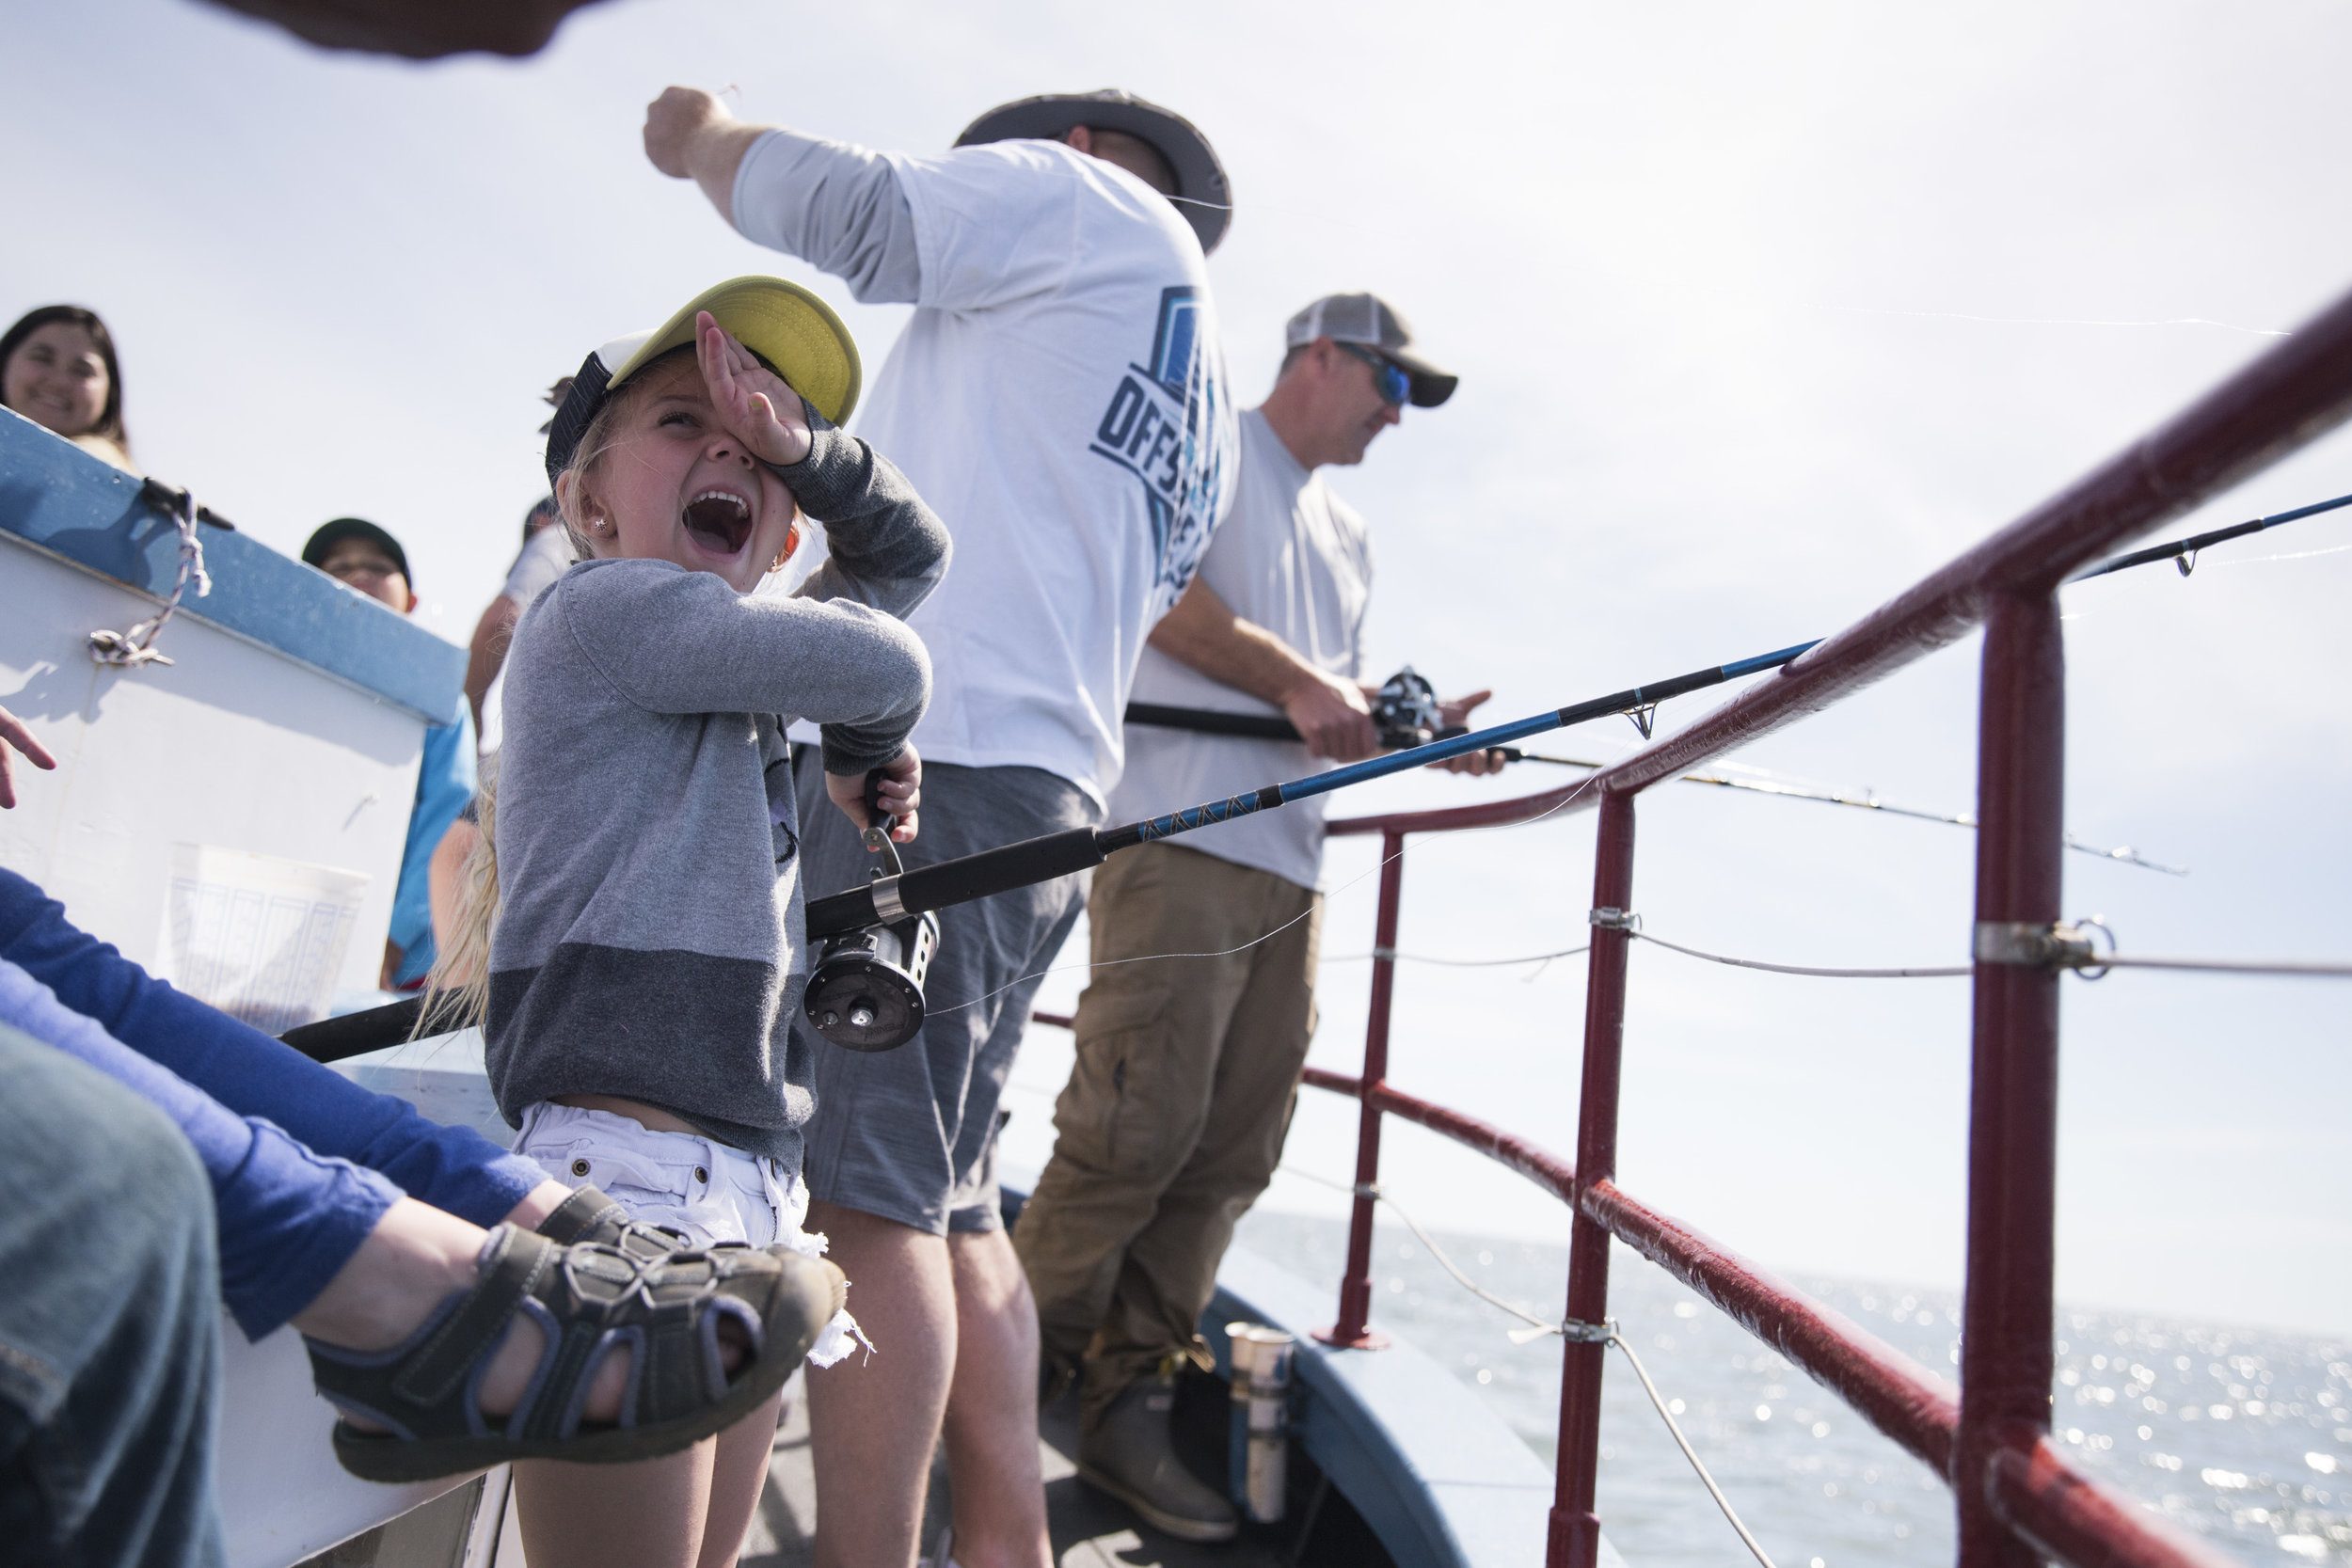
[644,86,735,180]
[0,704,58,810]
[1431,689,1508,776]
[826,745,921,845]
[1285,668,1379,762]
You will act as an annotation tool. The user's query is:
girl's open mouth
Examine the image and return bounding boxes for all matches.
[681,489,754,556]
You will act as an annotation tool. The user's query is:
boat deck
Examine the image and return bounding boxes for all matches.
[739,1368,1327,1567]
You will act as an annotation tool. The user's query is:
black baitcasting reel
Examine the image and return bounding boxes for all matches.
[1369,666,1468,751]
[803,824,940,1053]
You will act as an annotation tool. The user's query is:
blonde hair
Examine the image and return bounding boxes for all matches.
[416,762,500,1035]
[413,360,644,1035]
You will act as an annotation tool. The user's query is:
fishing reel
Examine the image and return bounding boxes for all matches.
[803,825,940,1053]
[1371,667,1468,750]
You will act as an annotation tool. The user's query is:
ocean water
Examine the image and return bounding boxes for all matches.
[1230,1210,2352,1568]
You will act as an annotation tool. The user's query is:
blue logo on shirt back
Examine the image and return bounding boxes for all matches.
[1088,286,1231,610]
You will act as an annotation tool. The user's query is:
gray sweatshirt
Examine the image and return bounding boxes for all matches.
[485,423,948,1160]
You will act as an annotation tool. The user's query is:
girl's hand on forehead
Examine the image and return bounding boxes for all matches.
[696,310,813,468]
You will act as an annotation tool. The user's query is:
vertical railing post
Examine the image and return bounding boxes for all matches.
[1549,790,1637,1568]
[1319,829,1405,1350]
[1957,593,2066,1567]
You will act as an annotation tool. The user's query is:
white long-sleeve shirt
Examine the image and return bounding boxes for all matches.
[734,127,1238,808]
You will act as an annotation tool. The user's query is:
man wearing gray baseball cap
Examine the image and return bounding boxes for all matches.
[644,85,1239,1568]
[1013,293,1498,1542]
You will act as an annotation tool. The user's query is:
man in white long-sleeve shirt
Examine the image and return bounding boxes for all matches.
[644,87,1238,1568]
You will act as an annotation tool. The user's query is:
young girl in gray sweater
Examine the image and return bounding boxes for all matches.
[443,279,947,1568]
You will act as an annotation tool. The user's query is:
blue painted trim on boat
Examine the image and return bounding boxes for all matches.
[1205,1242,1572,1568]
[0,410,465,724]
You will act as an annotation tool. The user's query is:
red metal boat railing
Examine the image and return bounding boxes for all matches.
[1180,284,2352,1568]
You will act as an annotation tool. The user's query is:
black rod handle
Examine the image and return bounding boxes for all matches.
[806,826,1107,939]
[1125,702,1301,741]
[279,996,423,1063]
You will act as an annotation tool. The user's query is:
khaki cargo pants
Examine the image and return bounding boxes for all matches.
[1012,841,1322,1425]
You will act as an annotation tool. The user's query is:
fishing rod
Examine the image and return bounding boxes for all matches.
[2071,490,2352,581]
[1127,703,2185,875]
[788,640,1818,1050]
[284,640,1815,1064]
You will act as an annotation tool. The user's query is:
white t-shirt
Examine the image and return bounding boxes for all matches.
[477,526,580,756]
[1107,408,1373,890]
[740,135,1237,808]
[501,524,574,610]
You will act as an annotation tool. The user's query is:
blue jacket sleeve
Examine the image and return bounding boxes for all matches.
[389,713,477,980]
[0,867,544,1228]
[0,957,398,1341]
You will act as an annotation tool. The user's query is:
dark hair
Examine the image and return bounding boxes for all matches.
[522,495,558,545]
[303,517,412,587]
[0,305,130,451]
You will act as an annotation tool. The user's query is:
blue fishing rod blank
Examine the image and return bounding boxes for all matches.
[2071,490,2352,580]
[805,640,1820,939]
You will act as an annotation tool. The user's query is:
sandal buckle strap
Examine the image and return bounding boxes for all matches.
[390,1226,553,1408]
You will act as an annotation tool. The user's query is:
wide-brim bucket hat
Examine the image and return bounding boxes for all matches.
[956,89,1232,256]
[545,276,861,486]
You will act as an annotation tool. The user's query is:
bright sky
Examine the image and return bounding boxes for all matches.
[8,0,2347,1334]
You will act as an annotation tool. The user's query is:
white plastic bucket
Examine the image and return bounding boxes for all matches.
[156,844,371,1034]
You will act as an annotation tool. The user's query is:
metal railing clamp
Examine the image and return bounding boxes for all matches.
[1971,918,2112,975]
[1559,1316,1618,1344]
[1589,908,1642,932]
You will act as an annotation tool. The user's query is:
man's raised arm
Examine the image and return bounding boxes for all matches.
[643,87,920,304]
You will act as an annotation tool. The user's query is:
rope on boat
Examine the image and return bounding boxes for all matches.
[1279,1164,1780,1568]
[1600,1330,1781,1568]
[87,483,213,669]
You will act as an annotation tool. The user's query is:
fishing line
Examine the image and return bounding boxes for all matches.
[2211,542,2352,567]
[2072,489,2352,581]
[1847,307,2287,338]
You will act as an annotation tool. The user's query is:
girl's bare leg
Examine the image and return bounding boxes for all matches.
[516,1445,718,1568]
[695,1393,787,1568]
[512,1393,783,1568]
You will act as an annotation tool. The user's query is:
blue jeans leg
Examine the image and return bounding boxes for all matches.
[0,1022,224,1568]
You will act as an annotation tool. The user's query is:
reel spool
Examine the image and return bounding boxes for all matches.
[803,812,939,1053]
[804,908,940,1052]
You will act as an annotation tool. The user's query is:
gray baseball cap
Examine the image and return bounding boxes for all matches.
[1284,293,1457,408]
[956,89,1231,256]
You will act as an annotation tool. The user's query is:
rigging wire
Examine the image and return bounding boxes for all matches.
[1633,930,1972,979]
[1277,1164,1780,1568]
[1624,927,2352,981]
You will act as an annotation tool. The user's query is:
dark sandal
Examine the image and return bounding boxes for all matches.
[534,1183,698,1262]
[306,1223,845,1482]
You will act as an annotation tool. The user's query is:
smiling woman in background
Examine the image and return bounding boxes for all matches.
[0,305,137,474]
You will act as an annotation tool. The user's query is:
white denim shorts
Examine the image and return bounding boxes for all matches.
[516,1101,866,1366]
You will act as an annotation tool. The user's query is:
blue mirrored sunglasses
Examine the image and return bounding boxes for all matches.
[1335,341,1412,406]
